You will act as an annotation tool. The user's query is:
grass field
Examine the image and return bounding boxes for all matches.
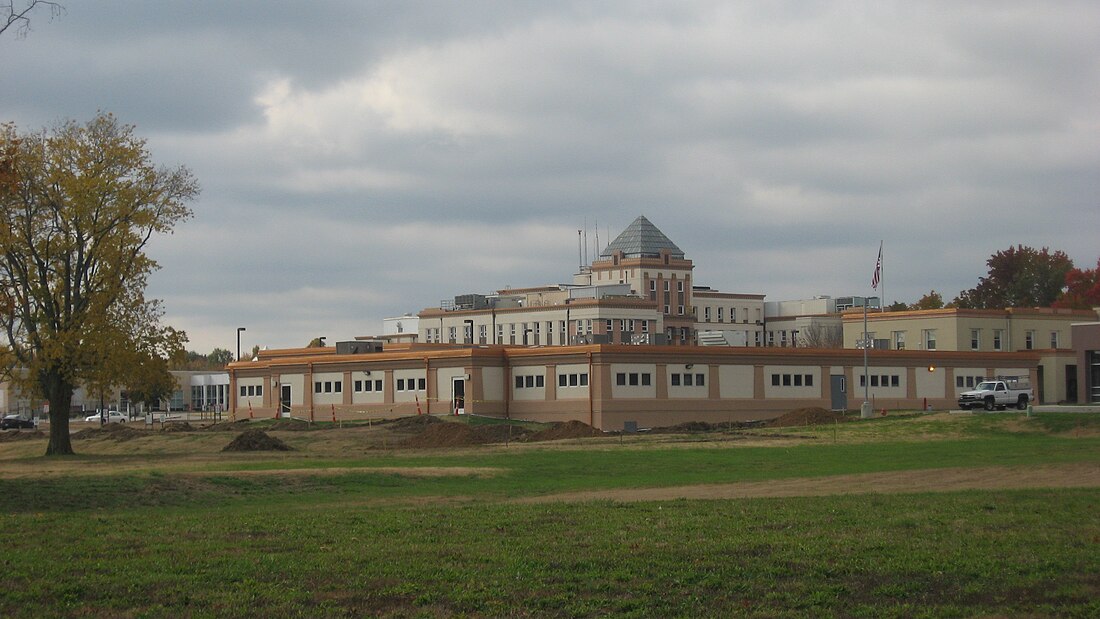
[1,412,1099,617]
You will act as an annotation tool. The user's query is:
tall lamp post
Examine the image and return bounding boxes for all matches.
[236,327,246,361]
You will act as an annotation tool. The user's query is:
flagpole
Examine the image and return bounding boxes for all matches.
[880,241,885,312]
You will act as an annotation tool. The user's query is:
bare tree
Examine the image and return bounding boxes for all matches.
[798,323,843,349]
[1,1,63,39]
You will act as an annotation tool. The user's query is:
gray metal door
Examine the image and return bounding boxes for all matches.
[830,375,847,410]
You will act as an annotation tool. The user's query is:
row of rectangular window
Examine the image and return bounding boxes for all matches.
[670,373,706,387]
[396,378,426,392]
[558,373,589,387]
[515,375,545,389]
[771,373,814,387]
[956,375,986,388]
[239,385,263,397]
[314,381,343,394]
[615,372,653,386]
[354,379,384,392]
[859,374,900,388]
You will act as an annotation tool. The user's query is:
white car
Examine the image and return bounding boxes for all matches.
[85,411,127,424]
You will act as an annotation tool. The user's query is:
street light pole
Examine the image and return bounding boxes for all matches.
[237,327,247,362]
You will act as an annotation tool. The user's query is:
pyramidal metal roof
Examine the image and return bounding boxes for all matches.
[600,215,684,259]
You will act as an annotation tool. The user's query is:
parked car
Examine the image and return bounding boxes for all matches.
[1,414,35,430]
[84,411,127,424]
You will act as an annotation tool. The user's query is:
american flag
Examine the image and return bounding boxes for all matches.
[871,242,882,290]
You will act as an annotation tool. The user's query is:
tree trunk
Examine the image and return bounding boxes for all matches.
[44,375,75,456]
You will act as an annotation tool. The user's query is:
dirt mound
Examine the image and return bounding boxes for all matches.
[161,421,194,432]
[399,422,483,448]
[72,423,147,441]
[768,407,850,428]
[389,415,443,430]
[471,424,532,443]
[222,429,294,452]
[0,430,46,442]
[525,420,604,442]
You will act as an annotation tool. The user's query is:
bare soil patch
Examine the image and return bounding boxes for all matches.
[72,423,148,442]
[161,421,195,432]
[397,422,531,448]
[203,419,252,432]
[769,407,850,427]
[222,429,294,452]
[516,463,1100,504]
[524,420,603,442]
[389,415,442,430]
[0,430,46,442]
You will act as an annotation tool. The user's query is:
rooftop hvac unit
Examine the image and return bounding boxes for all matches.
[336,341,384,355]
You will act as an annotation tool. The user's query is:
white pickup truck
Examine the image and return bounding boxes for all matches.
[958,377,1033,411]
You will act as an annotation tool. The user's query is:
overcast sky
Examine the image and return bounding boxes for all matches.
[2,1,1097,354]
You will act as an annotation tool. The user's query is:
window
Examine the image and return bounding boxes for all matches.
[771,374,780,386]
[894,331,905,350]
[717,307,724,322]
[970,329,980,350]
[1050,331,1059,348]
[704,307,711,322]
[993,329,1003,351]
[418,378,426,391]
[696,373,705,386]
[448,327,457,344]
[1025,330,1035,350]
[678,305,685,315]
[606,319,613,333]
[677,281,684,292]
[641,373,651,386]
[616,373,627,386]
[314,382,322,393]
[479,324,487,344]
[334,381,342,393]
[924,329,937,350]
[396,379,405,391]
[240,386,247,397]
[671,373,681,386]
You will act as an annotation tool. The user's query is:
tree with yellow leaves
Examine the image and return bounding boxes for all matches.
[1,113,197,455]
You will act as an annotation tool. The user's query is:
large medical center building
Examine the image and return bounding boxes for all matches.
[225,216,1099,430]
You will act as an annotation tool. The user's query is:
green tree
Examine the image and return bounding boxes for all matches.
[123,353,177,410]
[0,114,197,455]
[1053,257,1100,310]
[209,347,233,367]
[910,290,945,311]
[952,245,1074,309]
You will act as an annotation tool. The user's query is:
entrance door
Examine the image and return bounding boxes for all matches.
[830,375,847,411]
[280,385,292,418]
[452,377,466,415]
